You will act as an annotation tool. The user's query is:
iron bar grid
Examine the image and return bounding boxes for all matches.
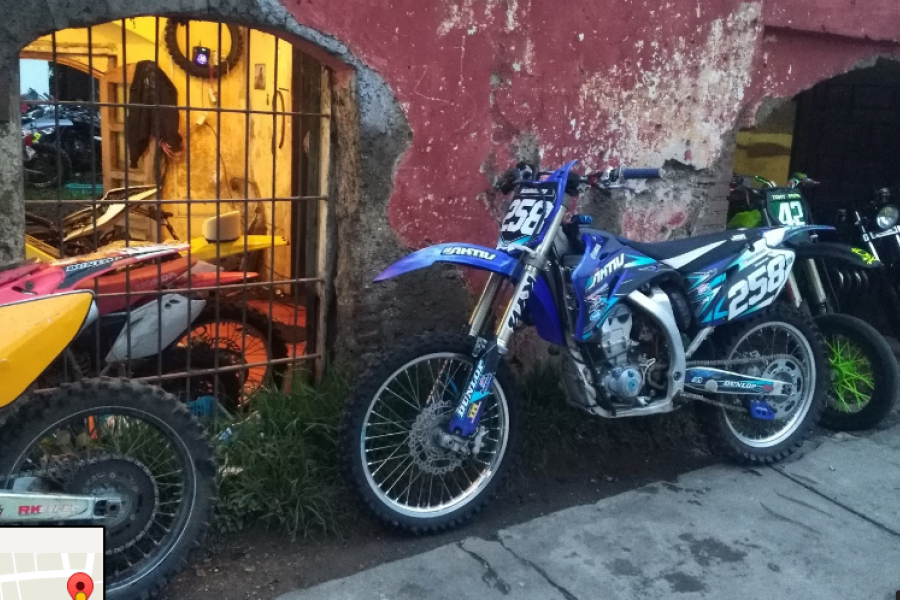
[19,18,330,417]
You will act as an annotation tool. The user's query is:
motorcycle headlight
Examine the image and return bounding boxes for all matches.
[876,205,899,230]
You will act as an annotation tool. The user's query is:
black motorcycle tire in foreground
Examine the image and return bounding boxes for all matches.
[0,378,217,600]
[815,313,899,431]
[343,332,523,534]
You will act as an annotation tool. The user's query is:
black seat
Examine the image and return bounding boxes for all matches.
[616,229,763,272]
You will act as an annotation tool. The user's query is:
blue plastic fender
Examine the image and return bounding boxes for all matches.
[374,243,521,282]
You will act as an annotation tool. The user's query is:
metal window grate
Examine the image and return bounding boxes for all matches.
[18,17,330,415]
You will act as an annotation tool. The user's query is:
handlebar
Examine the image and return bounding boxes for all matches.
[618,167,661,180]
[495,163,662,194]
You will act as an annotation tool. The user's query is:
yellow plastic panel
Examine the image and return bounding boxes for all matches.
[0,292,93,408]
[188,235,288,261]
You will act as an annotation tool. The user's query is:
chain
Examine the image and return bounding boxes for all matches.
[686,353,799,368]
[677,391,744,412]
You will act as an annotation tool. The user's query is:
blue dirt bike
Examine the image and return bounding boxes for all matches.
[344,161,830,532]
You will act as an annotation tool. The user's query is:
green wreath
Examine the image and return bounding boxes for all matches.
[164,19,244,79]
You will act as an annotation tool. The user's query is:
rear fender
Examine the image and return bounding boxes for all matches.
[106,294,205,362]
[374,243,520,282]
[789,241,881,269]
[187,271,258,288]
[764,225,834,247]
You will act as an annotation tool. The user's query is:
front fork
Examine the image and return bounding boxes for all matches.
[446,267,538,438]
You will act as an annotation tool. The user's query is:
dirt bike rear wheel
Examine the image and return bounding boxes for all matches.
[133,341,244,415]
[25,146,71,189]
[0,379,216,600]
[700,304,826,464]
[184,302,289,401]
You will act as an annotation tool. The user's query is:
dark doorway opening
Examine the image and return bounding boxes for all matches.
[791,59,900,215]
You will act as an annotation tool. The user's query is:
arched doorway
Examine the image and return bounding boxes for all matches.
[0,0,413,372]
[16,15,337,406]
[733,58,900,219]
[791,58,900,213]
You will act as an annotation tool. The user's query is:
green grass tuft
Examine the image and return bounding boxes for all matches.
[214,372,347,539]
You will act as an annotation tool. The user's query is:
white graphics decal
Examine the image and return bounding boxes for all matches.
[727,250,793,320]
[586,254,625,289]
[662,240,727,270]
[441,246,497,260]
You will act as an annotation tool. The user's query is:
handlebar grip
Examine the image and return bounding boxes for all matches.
[619,167,661,180]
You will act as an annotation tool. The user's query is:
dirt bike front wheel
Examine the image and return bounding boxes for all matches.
[0,379,217,600]
[343,333,522,533]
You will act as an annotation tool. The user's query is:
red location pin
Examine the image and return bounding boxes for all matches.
[67,572,94,600]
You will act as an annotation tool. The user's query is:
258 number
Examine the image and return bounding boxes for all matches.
[501,199,554,238]
[727,254,787,319]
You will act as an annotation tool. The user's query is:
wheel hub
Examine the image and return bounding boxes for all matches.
[408,401,463,475]
[762,358,804,418]
[64,455,158,551]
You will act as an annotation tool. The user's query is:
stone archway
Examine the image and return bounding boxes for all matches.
[0,0,414,362]
[735,55,900,221]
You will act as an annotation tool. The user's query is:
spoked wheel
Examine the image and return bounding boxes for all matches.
[0,379,216,600]
[703,304,826,463]
[817,313,898,431]
[343,333,521,533]
[182,302,289,403]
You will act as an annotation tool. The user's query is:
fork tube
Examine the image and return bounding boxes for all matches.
[494,207,566,351]
[468,273,502,337]
[801,259,828,314]
[785,272,802,308]
[856,211,881,260]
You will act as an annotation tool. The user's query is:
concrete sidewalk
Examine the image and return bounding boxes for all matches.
[277,428,900,600]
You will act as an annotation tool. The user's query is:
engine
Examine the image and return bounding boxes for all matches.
[562,298,670,411]
[595,304,646,402]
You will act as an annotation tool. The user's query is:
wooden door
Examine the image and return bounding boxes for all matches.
[99,63,156,192]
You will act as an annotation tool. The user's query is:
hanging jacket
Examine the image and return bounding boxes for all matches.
[126,60,183,168]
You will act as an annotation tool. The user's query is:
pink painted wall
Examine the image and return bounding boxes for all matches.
[285,0,900,247]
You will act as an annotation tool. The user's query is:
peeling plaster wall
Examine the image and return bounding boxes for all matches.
[3,0,900,364]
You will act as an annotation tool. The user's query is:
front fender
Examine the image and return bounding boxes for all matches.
[374,243,520,282]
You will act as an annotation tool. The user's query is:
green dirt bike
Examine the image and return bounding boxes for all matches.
[728,174,898,430]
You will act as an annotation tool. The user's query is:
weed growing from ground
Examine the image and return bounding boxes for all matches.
[215,372,346,539]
